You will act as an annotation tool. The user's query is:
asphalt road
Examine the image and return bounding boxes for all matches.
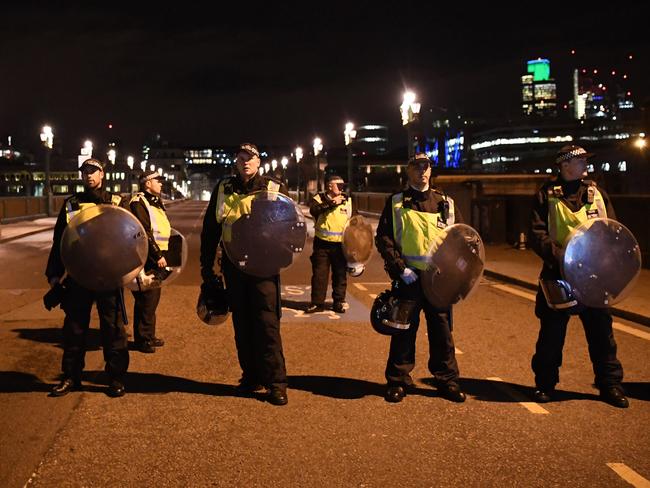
[0,200,648,487]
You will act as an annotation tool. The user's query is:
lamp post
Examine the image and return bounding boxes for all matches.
[107,148,116,165]
[295,146,303,203]
[344,122,357,190]
[313,137,323,192]
[39,125,54,216]
[400,90,421,159]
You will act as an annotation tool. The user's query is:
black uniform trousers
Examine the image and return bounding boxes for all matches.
[385,279,459,386]
[61,278,129,381]
[532,289,623,391]
[131,287,161,344]
[310,237,347,306]
[222,257,287,389]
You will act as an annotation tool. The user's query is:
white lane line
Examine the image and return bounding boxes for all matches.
[613,322,650,342]
[607,463,650,488]
[368,293,377,299]
[491,284,536,302]
[353,283,368,291]
[493,284,650,342]
[486,376,549,415]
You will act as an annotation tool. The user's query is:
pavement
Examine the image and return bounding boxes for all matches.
[4,202,648,326]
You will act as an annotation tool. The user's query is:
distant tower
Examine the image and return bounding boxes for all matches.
[521,58,557,117]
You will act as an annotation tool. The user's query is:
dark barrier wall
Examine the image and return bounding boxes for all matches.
[0,196,67,222]
[353,189,649,269]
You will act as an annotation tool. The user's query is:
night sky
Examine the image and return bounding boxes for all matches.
[2,2,649,157]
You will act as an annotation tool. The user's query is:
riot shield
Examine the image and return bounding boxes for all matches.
[562,218,641,308]
[420,224,485,309]
[342,215,374,276]
[125,229,188,291]
[61,205,148,291]
[222,191,306,277]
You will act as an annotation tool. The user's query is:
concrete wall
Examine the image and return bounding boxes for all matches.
[352,179,648,268]
[0,196,67,222]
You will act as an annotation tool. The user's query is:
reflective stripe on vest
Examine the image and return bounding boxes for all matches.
[130,192,171,251]
[548,184,607,247]
[314,194,352,242]
[65,194,122,223]
[391,192,455,270]
[216,180,281,243]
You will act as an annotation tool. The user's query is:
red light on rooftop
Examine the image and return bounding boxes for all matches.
[593,69,598,74]
[628,54,633,60]
[570,49,576,55]
[108,123,113,129]
[611,70,616,75]
[623,74,628,79]
[627,91,631,96]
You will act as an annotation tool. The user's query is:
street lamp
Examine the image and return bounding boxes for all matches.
[39,125,54,216]
[295,146,303,203]
[344,122,357,190]
[313,137,323,192]
[107,148,116,165]
[127,156,134,170]
[400,90,421,159]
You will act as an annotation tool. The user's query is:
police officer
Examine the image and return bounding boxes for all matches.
[530,144,628,408]
[306,174,352,314]
[200,143,289,406]
[375,154,466,404]
[47,158,129,398]
[129,170,170,353]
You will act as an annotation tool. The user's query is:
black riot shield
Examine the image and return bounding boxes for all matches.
[420,224,485,309]
[126,229,188,292]
[562,218,641,308]
[222,191,307,277]
[61,205,148,291]
[342,215,374,277]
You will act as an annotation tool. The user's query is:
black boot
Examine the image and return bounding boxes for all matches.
[385,384,406,403]
[438,381,466,403]
[600,386,629,408]
[107,380,126,398]
[268,386,288,406]
[50,378,81,397]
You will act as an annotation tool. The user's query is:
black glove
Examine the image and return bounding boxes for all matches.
[43,283,66,311]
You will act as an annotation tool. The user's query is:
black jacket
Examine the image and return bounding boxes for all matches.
[530,176,616,276]
[375,185,464,281]
[130,191,167,265]
[45,187,127,281]
[200,172,287,282]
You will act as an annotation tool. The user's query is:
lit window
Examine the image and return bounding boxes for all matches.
[545,168,553,174]
[617,161,627,172]
[602,163,610,172]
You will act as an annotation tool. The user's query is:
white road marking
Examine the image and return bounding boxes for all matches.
[613,322,650,342]
[486,376,549,415]
[491,284,536,302]
[607,463,650,488]
[493,285,650,342]
[368,294,377,299]
[353,283,368,291]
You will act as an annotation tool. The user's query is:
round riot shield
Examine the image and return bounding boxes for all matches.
[342,215,374,276]
[222,191,306,277]
[420,224,485,309]
[562,218,641,308]
[61,205,148,291]
[125,229,188,291]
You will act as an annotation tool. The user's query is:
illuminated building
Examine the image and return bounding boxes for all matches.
[572,69,634,120]
[354,124,389,155]
[521,58,557,117]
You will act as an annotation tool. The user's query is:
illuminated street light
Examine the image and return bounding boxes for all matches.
[81,140,93,157]
[264,162,270,173]
[157,167,163,176]
[295,146,303,203]
[313,137,323,192]
[281,157,288,169]
[635,138,647,149]
[107,148,116,165]
[344,122,357,190]
[127,156,134,170]
[39,125,54,216]
[150,164,156,172]
[271,159,278,170]
[400,91,421,159]
[140,161,146,171]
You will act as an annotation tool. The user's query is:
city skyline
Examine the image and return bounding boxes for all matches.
[2,3,649,156]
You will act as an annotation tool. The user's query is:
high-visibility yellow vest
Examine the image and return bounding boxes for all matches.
[313,193,352,242]
[215,177,281,243]
[130,192,171,251]
[548,183,607,247]
[391,191,455,270]
[65,194,122,223]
